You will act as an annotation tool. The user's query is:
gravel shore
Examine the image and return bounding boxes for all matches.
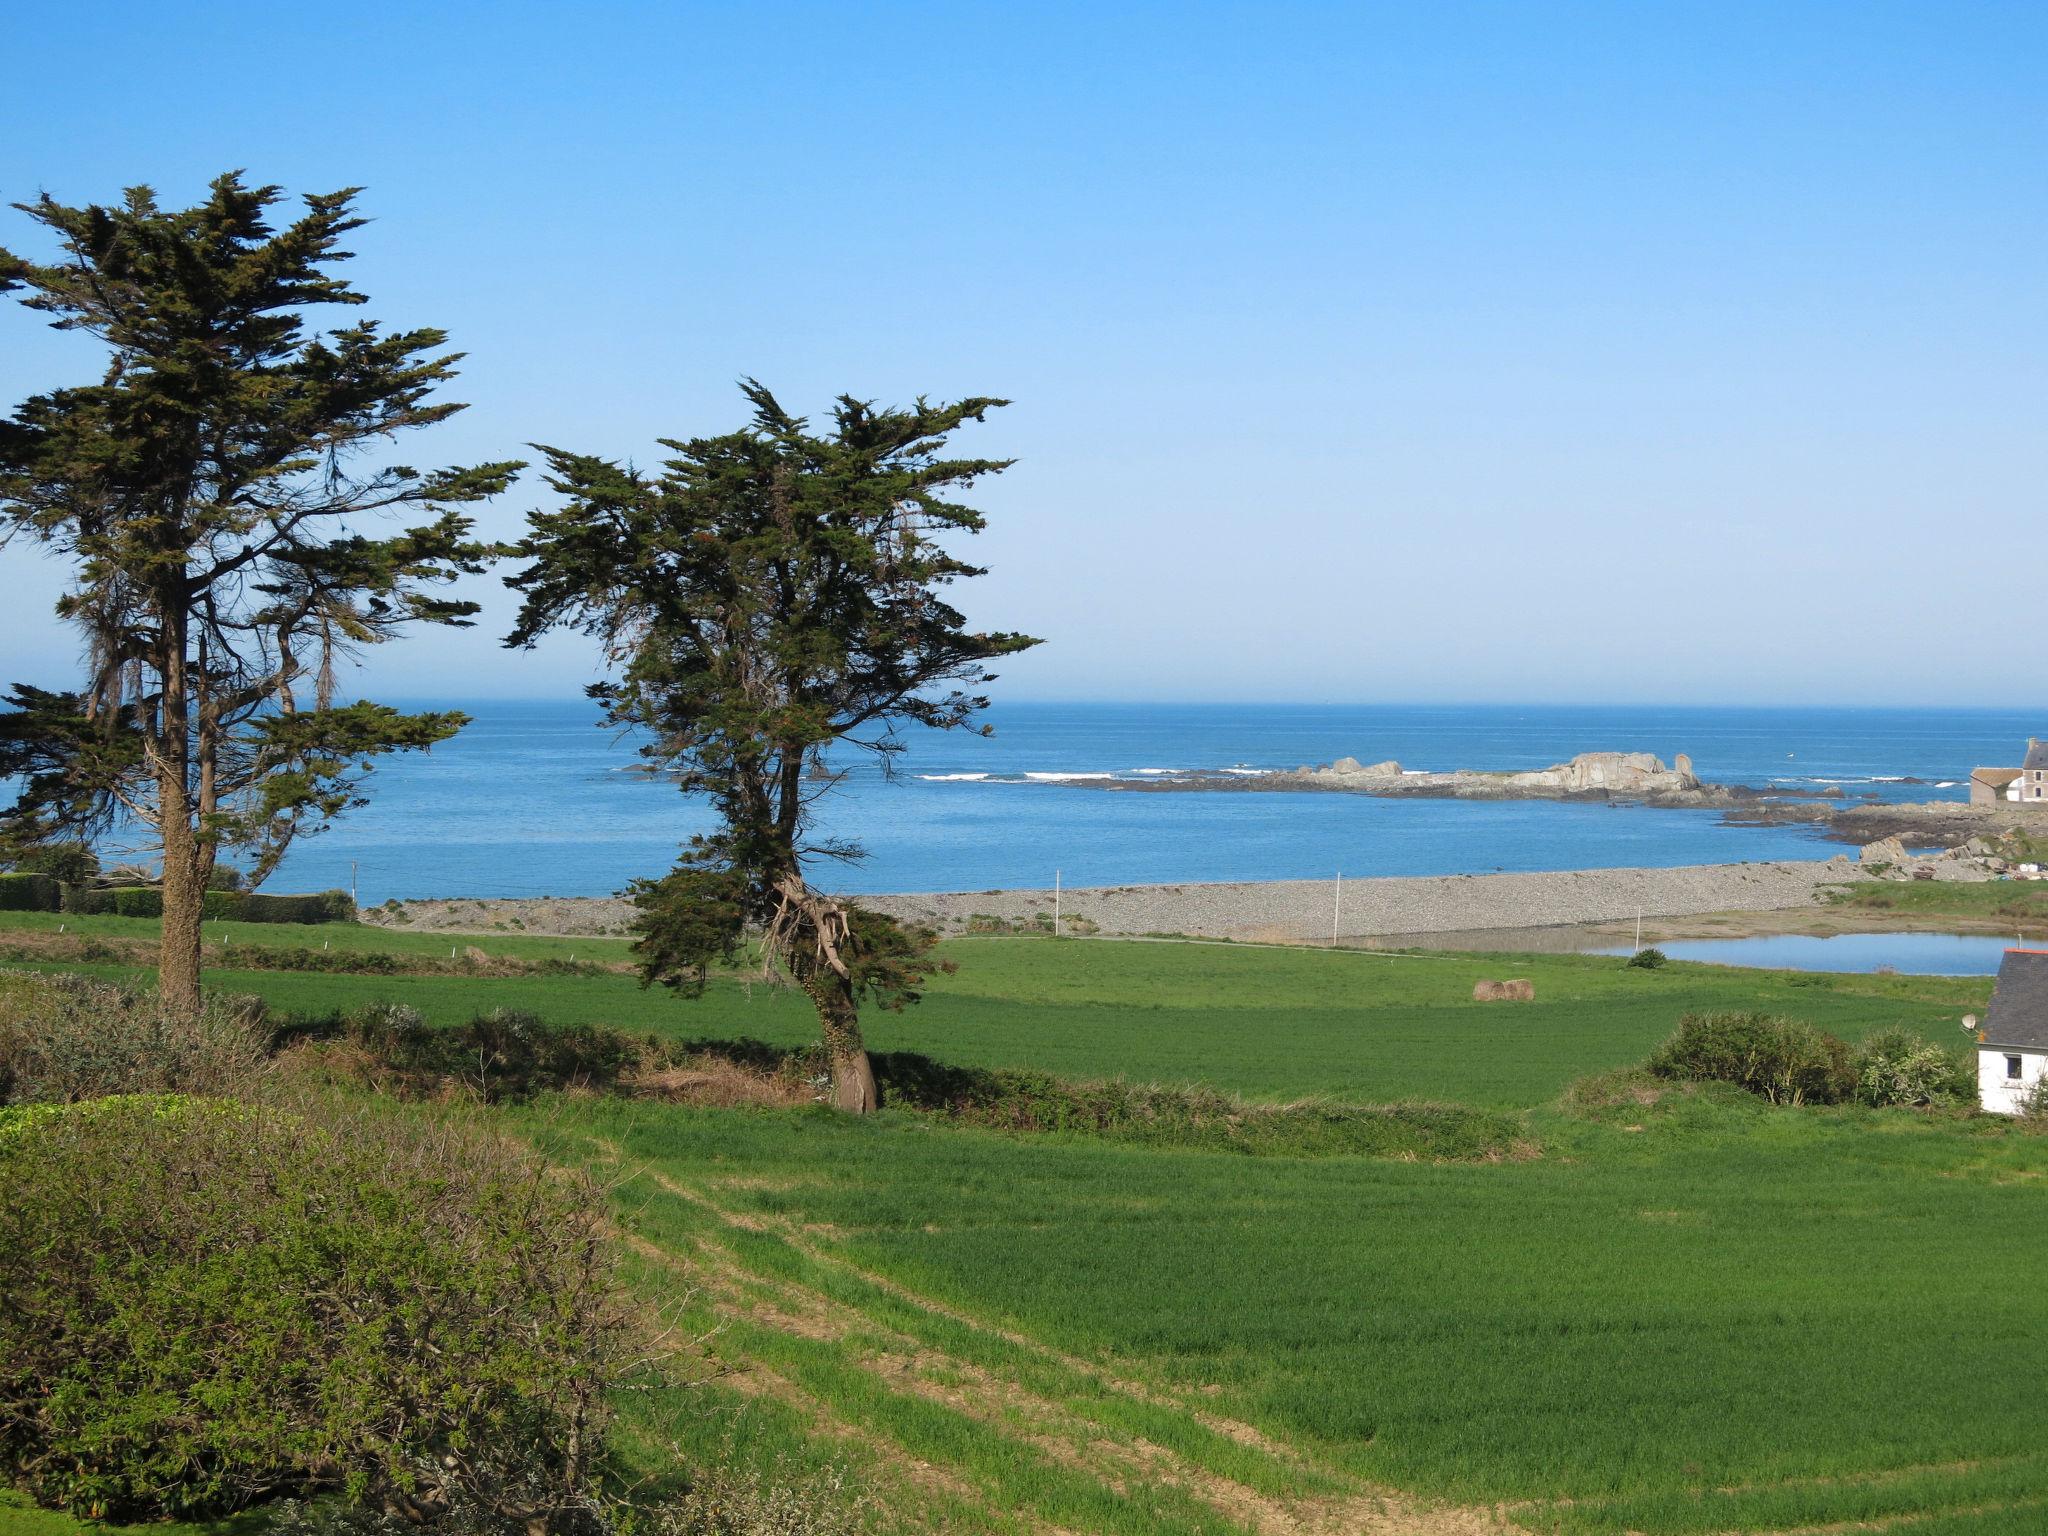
[366,857,1866,942]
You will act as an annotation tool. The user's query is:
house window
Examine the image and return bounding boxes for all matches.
[2007,1055,2024,1081]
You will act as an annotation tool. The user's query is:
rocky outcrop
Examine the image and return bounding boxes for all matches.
[1325,756,1402,779]
[1287,749,1704,799]
[1506,752,1700,794]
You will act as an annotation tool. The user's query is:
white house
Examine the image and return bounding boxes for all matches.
[1977,948,2048,1115]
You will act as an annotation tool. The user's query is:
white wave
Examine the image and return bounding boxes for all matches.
[1936,781,1959,789]
[1219,767,1273,776]
[1134,768,1187,775]
[918,772,991,782]
[1022,771,1117,782]
[1401,769,1432,776]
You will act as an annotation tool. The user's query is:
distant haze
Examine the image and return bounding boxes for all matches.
[2,1,2043,707]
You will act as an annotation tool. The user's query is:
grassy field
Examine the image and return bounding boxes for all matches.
[4,916,2040,1535]
[1821,877,2048,933]
[0,914,1990,1108]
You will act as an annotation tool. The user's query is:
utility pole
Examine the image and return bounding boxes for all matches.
[1054,868,1061,938]
[351,860,359,906]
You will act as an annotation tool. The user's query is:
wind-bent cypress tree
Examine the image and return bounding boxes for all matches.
[508,382,1039,1111]
[0,175,518,1010]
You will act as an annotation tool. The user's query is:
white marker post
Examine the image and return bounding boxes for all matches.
[1054,869,1062,938]
[1333,871,1342,943]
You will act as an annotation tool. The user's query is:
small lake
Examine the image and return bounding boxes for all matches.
[1595,932,2017,976]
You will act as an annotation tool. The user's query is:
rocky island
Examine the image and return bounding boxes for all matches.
[1082,748,2039,850]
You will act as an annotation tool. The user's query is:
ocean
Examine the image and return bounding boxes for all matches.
[249,701,2041,906]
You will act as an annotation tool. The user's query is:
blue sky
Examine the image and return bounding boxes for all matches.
[2,1,2042,705]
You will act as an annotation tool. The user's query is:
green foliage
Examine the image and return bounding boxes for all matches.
[2017,1074,2048,1121]
[1852,1025,1974,1108]
[0,972,268,1104]
[3,844,97,886]
[1624,946,1668,969]
[0,176,516,989]
[0,875,58,913]
[505,383,1039,1067]
[0,1095,630,1525]
[1646,1010,1858,1105]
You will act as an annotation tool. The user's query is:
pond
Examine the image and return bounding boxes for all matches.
[1595,932,2021,977]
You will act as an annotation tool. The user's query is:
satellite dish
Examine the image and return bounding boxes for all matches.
[1963,1014,1979,1032]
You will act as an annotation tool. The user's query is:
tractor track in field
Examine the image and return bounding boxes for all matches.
[593,1135,2041,1536]
[587,1133,1529,1536]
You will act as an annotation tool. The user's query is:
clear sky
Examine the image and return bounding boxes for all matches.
[2,1,2042,706]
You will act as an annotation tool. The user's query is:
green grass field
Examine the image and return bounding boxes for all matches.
[4,915,2040,1535]
[3,917,1990,1108]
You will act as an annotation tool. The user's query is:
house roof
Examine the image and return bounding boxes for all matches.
[2026,739,2048,771]
[1973,767,2024,788]
[1982,950,2048,1050]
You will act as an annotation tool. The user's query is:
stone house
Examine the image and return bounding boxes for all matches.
[1969,739,2048,806]
[1977,948,2048,1114]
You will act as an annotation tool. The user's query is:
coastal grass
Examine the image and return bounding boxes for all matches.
[1823,877,2048,926]
[538,1090,2048,1535]
[0,928,1988,1108]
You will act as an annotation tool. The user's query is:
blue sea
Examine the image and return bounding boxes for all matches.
[252,701,2043,905]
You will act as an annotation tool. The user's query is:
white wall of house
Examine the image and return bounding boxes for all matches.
[1978,1046,2048,1114]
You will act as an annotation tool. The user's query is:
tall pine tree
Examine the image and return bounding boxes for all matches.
[0,174,518,1009]
[508,382,1039,1110]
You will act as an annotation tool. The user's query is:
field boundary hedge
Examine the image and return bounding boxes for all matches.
[47,885,357,924]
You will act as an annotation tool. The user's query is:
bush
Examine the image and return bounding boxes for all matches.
[282,1005,640,1102]
[0,873,59,912]
[6,843,99,885]
[1853,1026,1974,1108]
[1625,947,1668,970]
[2016,1075,2048,1122]
[0,972,269,1105]
[1646,1011,1857,1105]
[0,1095,633,1525]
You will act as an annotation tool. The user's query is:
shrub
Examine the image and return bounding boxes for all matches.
[282,1005,640,1102]
[0,972,269,1105]
[7,843,99,885]
[270,1457,867,1536]
[1646,1011,1857,1105]
[1853,1025,1974,1108]
[0,873,59,912]
[0,1095,634,1525]
[2016,1075,2048,1122]
[1625,947,1668,970]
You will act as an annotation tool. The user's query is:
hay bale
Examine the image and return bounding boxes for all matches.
[1473,978,1535,1003]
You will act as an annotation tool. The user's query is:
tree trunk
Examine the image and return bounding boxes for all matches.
[805,967,876,1114]
[156,597,204,1015]
[157,809,205,1015]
